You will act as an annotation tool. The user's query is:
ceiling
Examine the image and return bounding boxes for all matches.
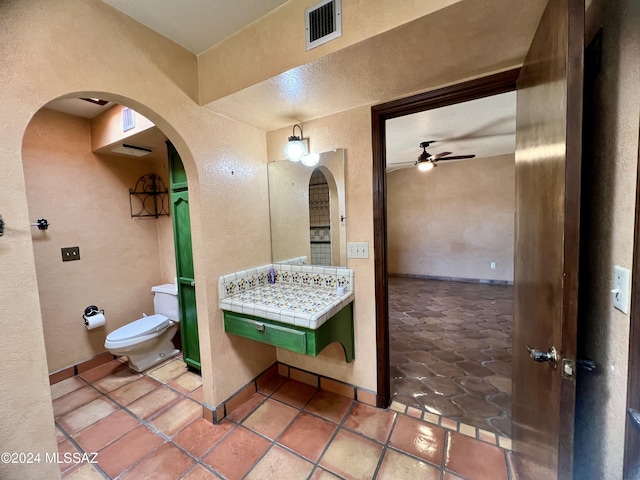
[44,97,114,119]
[100,0,288,55]
[44,0,529,167]
[385,91,516,170]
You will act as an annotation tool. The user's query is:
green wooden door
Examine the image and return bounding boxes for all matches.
[168,142,200,371]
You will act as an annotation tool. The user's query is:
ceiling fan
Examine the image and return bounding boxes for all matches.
[391,141,476,172]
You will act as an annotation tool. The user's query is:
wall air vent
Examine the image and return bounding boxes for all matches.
[111,144,152,157]
[122,107,136,132]
[305,0,342,51]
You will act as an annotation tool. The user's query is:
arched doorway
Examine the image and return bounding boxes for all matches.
[21,93,201,392]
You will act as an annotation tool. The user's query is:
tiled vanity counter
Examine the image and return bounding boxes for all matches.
[219,264,355,362]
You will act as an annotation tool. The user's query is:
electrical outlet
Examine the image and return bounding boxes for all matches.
[61,246,80,262]
[612,265,630,314]
[347,242,369,259]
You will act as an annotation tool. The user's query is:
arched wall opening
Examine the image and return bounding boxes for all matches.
[21,93,198,377]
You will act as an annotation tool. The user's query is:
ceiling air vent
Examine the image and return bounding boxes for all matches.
[111,144,152,157]
[305,0,342,51]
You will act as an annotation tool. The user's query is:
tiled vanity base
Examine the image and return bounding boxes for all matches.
[223,303,354,362]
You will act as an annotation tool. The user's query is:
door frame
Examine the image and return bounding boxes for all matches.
[624,122,640,477]
[371,68,521,407]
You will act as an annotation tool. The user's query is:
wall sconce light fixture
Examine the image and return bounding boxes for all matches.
[284,124,308,162]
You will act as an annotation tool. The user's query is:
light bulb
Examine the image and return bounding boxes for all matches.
[301,153,320,167]
[284,139,305,162]
[418,161,434,171]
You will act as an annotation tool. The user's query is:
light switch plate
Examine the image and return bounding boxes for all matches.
[347,242,369,259]
[613,265,630,314]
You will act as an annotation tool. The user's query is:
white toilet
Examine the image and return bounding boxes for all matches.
[105,282,181,372]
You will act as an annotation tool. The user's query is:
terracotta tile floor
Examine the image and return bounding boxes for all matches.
[54,357,513,479]
[389,276,513,437]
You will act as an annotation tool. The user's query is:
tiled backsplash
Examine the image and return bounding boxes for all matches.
[218,264,354,301]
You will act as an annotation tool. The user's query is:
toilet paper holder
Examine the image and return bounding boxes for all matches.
[83,305,104,323]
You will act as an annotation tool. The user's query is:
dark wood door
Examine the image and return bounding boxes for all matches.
[512,0,584,478]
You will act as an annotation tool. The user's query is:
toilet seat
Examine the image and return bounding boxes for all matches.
[106,314,171,344]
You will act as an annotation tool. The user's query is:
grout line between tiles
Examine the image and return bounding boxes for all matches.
[384,444,445,472]
[307,396,359,476]
[55,425,111,480]
[239,383,354,476]
[371,444,388,479]
[192,423,238,468]
[505,449,516,480]
[443,429,451,473]
[240,398,310,475]
[176,463,199,480]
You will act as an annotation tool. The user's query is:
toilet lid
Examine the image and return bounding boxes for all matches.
[106,314,170,342]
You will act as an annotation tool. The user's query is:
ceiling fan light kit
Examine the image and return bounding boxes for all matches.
[417,161,435,171]
[387,140,477,173]
[407,140,478,172]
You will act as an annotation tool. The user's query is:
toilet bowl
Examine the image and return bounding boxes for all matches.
[104,283,180,372]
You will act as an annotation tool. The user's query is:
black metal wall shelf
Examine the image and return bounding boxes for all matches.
[129,173,170,218]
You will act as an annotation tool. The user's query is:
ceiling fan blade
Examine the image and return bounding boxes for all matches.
[436,155,476,161]
[388,161,417,166]
[387,164,416,172]
[442,117,515,142]
[433,151,452,160]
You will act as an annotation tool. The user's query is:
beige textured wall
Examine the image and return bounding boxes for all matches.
[387,154,515,282]
[198,0,459,103]
[22,108,175,372]
[0,1,274,478]
[574,0,640,478]
[267,109,377,389]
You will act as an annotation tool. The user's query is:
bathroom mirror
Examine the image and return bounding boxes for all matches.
[268,148,346,266]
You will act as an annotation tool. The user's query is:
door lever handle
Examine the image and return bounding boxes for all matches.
[526,345,558,369]
[628,409,640,431]
[577,358,597,372]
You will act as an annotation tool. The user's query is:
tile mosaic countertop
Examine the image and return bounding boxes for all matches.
[220,283,354,330]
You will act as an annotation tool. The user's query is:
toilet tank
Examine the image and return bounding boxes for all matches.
[151,283,180,321]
